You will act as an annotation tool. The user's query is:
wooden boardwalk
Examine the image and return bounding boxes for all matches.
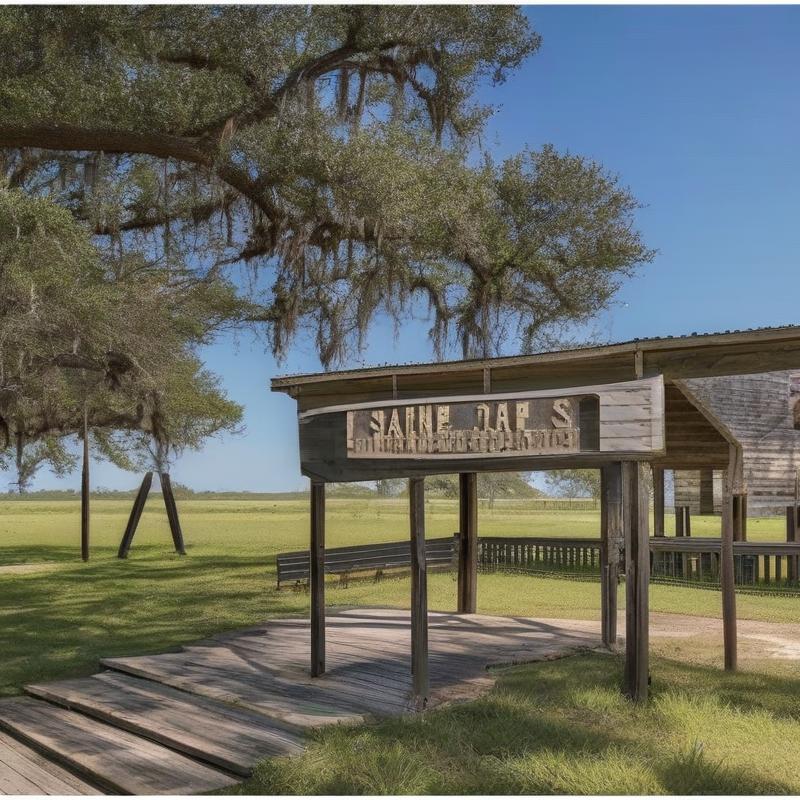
[0,609,599,794]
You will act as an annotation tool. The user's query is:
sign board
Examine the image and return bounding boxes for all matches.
[298,376,665,481]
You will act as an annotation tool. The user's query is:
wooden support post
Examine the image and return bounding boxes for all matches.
[160,472,187,555]
[653,467,665,538]
[117,472,154,559]
[600,464,623,647]
[732,494,747,542]
[310,481,326,678]
[699,469,715,515]
[409,477,429,711]
[457,472,477,614]
[675,505,685,537]
[623,462,650,702]
[786,505,798,582]
[721,446,741,672]
[81,405,90,563]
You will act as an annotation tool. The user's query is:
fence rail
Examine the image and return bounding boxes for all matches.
[276,534,800,592]
[477,535,800,589]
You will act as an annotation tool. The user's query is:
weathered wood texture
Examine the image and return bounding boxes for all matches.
[117,472,153,559]
[0,730,98,795]
[99,609,600,728]
[652,466,665,537]
[0,698,237,795]
[297,378,665,482]
[674,469,723,514]
[457,473,478,614]
[277,536,455,587]
[25,672,303,776]
[600,464,623,646]
[675,506,692,537]
[409,478,429,711]
[160,472,186,555]
[623,462,650,702]
[273,326,800,410]
[721,456,738,671]
[651,385,733,470]
[678,371,800,514]
[310,482,325,678]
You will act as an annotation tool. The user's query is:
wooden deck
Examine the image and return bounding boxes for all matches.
[0,609,600,794]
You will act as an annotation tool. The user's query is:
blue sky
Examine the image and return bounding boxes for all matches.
[11,5,800,493]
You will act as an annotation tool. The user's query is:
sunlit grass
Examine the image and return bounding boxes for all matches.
[0,498,795,697]
[228,651,800,795]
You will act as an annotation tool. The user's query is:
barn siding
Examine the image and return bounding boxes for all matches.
[678,371,800,516]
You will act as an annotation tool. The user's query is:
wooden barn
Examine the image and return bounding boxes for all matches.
[673,371,800,516]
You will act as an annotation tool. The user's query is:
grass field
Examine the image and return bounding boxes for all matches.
[0,496,794,698]
[3,497,800,794]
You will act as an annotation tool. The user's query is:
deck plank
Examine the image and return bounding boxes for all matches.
[0,698,238,795]
[25,672,304,776]
[0,731,98,795]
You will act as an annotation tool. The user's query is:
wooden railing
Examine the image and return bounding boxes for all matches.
[277,534,800,592]
[478,536,601,575]
[478,535,800,590]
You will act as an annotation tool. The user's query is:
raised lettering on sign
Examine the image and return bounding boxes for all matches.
[346,397,585,459]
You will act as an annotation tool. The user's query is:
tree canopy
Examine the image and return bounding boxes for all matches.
[0,188,243,490]
[0,6,653,366]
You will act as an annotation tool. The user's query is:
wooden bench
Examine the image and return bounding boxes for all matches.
[276,536,456,589]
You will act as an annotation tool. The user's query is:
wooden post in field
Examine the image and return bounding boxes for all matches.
[786,504,798,581]
[457,472,477,614]
[699,468,715,515]
[310,481,326,677]
[81,404,90,563]
[118,472,153,558]
[652,467,665,538]
[623,461,650,702]
[160,472,187,555]
[600,464,623,647]
[721,444,742,672]
[732,494,747,542]
[409,477,429,711]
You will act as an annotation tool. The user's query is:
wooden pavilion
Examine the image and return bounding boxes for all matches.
[271,325,800,707]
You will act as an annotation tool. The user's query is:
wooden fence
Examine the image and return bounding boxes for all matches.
[477,535,800,590]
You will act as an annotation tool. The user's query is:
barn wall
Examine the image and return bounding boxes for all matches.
[673,470,723,515]
[681,371,800,516]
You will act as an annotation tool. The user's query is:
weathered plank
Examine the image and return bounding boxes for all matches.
[0,698,238,795]
[457,472,478,614]
[310,481,325,677]
[623,462,650,702]
[0,730,98,795]
[25,672,304,776]
[409,477,429,712]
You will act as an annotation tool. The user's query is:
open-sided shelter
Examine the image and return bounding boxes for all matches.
[272,325,800,707]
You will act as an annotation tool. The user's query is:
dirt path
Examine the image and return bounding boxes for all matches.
[537,612,800,661]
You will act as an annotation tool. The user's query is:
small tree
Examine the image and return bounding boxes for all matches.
[93,354,243,476]
[545,469,601,499]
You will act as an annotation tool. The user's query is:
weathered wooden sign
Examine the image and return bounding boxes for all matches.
[346,396,585,458]
[298,376,664,481]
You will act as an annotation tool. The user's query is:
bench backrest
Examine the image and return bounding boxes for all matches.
[277,536,455,583]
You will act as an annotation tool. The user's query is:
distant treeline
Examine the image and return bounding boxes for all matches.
[0,483,380,501]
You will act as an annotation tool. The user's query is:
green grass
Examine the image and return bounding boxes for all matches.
[3,497,800,794]
[229,650,800,795]
[0,498,795,697]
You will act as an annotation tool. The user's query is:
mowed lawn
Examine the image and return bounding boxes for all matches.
[0,496,794,698]
[4,497,800,795]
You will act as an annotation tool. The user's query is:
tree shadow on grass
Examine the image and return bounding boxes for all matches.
[232,652,800,795]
